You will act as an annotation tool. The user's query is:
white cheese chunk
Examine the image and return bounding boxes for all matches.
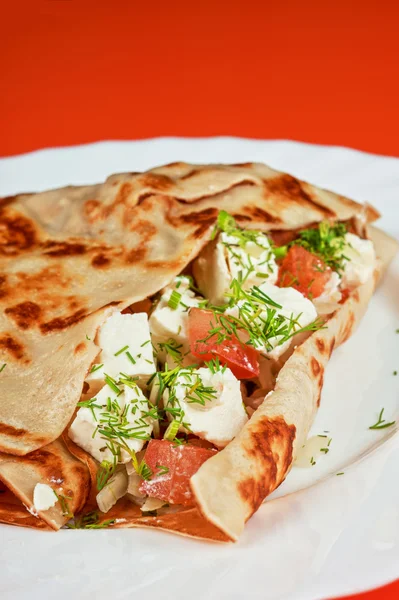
[193,240,232,306]
[313,271,342,315]
[164,366,248,448]
[222,232,278,287]
[194,231,278,305]
[149,277,203,366]
[226,282,318,359]
[340,233,376,288]
[86,312,155,387]
[33,483,57,512]
[69,382,153,463]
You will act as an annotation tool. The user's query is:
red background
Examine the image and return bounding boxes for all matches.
[1,0,398,597]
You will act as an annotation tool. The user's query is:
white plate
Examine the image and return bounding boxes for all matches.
[0,139,398,600]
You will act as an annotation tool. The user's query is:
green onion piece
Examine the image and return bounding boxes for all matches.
[0,363,6,373]
[168,290,182,310]
[126,351,136,364]
[273,245,288,259]
[114,345,129,357]
[104,374,121,395]
[138,461,153,480]
[217,210,236,231]
[164,419,180,441]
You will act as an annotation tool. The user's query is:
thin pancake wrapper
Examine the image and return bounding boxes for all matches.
[0,162,396,539]
[191,226,397,540]
[0,162,380,455]
[0,438,90,530]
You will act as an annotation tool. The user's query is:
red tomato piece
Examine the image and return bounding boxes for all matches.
[139,439,217,506]
[188,308,260,379]
[277,246,332,299]
[339,288,350,304]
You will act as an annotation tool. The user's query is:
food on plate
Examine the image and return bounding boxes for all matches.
[0,162,397,541]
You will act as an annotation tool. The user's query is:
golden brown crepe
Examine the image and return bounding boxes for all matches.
[0,438,90,529]
[0,162,397,539]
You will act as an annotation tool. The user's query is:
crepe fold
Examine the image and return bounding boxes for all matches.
[0,162,397,539]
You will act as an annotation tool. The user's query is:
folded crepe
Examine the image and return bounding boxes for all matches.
[0,162,397,540]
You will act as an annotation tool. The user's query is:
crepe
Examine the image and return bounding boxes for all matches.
[0,438,90,529]
[0,162,397,538]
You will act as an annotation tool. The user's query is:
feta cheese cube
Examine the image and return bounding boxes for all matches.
[164,366,248,448]
[69,382,153,463]
[341,233,376,288]
[313,271,342,315]
[86,311,155,387]
[194,231,278,305]
[33,483,57,512]
[149,278,203,366]
[226,282,318,359]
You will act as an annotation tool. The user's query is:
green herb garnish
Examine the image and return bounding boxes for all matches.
[156,464,170,476]
[290,221,348,272]
[164,419,181,442]
[53,491,73,518]
[129,450,153,480]
[96,458,117,491]
[158,339,184,364]
[114,345,129,357]
[125,351,136,364]
[104,373,122,395]
[168,290,182,310]
[272,245,288,259]
[369,408,396,430]
[66,510,115,529]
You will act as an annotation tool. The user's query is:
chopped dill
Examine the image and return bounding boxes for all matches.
[290,221,348,272]
[369,408,396,430]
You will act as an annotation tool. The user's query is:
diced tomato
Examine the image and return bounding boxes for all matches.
[339,288,350,304]
[139,439,216,506]
[277,246,332,299]
[188,308,260,379]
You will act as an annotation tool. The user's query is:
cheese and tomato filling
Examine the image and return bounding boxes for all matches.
[277,229,376,312]
[69,213,377,514]
[163,366,248,448]
[194,230,278,305]
[69,381,154,463]
[86,311,156,388]
[225,281,318,360]
[340,232,376,288]
[139,440,216,506]
[149,276,204,367]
